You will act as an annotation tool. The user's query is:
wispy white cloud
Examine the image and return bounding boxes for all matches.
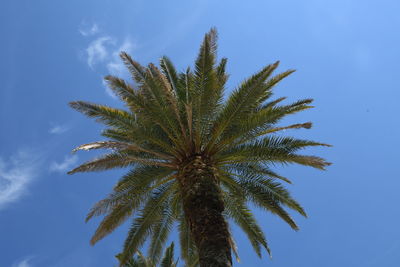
[106,38,135,77]
[49,155,78,173]
[85,36,134,98]
[12,257,32,267]
[103,38,135,99]
[86,36,114,69]
[81,25,136,98]
[102,79,117,99]
[49,124,69,134]
[79,23,99,37]
[0,150,40,210]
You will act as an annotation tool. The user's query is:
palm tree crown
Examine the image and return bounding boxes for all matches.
[69,28,330,266]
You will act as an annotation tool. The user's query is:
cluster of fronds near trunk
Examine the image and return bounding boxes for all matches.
[116,242,179,267]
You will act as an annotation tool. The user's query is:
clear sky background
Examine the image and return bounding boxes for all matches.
[1,0,400,266]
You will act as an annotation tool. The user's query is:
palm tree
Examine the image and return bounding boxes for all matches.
[68,28,330,267]
[116,242,179,267]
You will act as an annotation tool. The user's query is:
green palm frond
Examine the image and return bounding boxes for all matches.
[72,141,173,160]
[224,192,270,257]
[211,99,315,153]
[235,178,299,230]
[237,175,306,217]
[120,181,176,264]
[103,75,136,107]
[116,253,142,267]
[70,101,135,128]
[179,215,199,266]
[159,57,179,96]
[192,28,220,144]
[86,168,168,241]
[117,54,185,149]
[114,165,173,192]
[229,162,292,184]
[67,152,136,174]
[90,201,134,245]
[216,136,331,170]
[204,61,281,152]
[216,57,228,90]
[101,128,135,143]
[117,242,178,267]
[160,242,178,267]
[147,197,175,263]
[85,191,129,222]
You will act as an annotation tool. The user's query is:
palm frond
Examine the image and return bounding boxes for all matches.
[224,192,271,257]
[72,141,173,160]
[114,165,174,192]
[216,136,331,170]
[260,122,312,135]
[69,101,135,128]
[234,172,306,217]
[118,53,185,151]
[67,152,135,174]
[216,57,228,90]
[119,181,176,265]
[160,57,179,97]
[210,98,314,153]
[85,191,132,223]
[205,61,281,153]
[103,75,136,109]
[179,215,199,266]
[85,166,170,223]
[228,162,292,184]
[236,178,300,230]
[148,197,175,263]
[160,242,178,267]
[90,202,134,245]
[192,28,220,152]
[228,234,240,263]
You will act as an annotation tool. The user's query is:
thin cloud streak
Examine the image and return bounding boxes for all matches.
[49,155,78,173]
[49,125,69,134]
[106,38,135,77]
[86,36,113,69]
[102,79,117,99]
[0,151,40,210]
[103,38,135,98]
[79,23,99,37]
[80,23,136,99]
[82,30,135,98]
[12,258,32,267]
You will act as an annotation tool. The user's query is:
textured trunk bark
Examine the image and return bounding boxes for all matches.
[178,155,232,267]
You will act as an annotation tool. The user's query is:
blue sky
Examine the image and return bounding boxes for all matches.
[1,0,400,266]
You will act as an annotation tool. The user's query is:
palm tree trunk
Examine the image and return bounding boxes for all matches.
[178,155,232,267]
